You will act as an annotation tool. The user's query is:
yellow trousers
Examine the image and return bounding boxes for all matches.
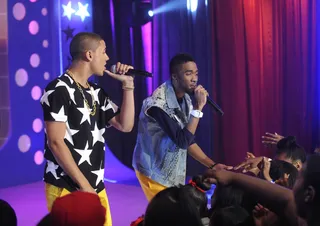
[135,170,167,202]
[45,183,112,226]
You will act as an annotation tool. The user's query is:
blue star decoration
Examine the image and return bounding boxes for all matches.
[62,25,75,41]
[62,1,76,20]
[75,2,90,22]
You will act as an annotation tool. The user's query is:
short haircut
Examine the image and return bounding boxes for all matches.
[69,32,102,61]
[169,53,195,75]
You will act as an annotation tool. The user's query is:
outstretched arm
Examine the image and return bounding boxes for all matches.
[205,169,298,226]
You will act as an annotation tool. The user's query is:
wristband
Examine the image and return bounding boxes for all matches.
[190,110,203,118]
[209,163,218,169]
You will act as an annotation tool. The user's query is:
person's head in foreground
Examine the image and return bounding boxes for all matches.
[293,154,320,221]
[50,191,106,226]
[275,136,306,170]
[0,199,17,226]
[143,186,203,226]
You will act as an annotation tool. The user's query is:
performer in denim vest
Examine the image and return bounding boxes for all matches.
[132,53,228,201]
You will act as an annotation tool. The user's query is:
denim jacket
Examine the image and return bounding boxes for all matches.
[132,80,193,187]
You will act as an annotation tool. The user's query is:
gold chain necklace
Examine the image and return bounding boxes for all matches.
[66,69,96,116]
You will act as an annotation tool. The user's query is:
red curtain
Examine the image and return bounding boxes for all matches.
[211,0,318,165]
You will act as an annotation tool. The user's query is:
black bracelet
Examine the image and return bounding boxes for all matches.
[209,163,218,169]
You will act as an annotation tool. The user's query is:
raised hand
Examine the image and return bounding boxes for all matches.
[252,203,270,226]
[262,132,284,147]
[104,62,134,85]
[261,157,272,182]
[194,85,208,110]
[246,152,256,159]
[234,156,263,172]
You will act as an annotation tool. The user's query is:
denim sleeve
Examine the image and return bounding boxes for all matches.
[147,107,196,149]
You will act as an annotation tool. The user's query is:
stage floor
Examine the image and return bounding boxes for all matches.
[0,179,148,226]
[0,148,214,225]
[0,148,148,226]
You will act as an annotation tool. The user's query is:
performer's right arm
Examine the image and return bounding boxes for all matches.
[148,107,196,149]
[146,86,208,149]
[45,122,95,194]
[184,85,208,134]
[41,85,95,194]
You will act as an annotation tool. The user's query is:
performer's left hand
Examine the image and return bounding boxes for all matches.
[104,62,134,83]
[212,163,233,171]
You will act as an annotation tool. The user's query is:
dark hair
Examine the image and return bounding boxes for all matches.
[144,186,203,226]
[303,154,320,203]
[183,175,212,217]
[210,205,253,226]
[276,136,306,163]
[211,184,244,212]
[0,199,17,226]
[210,182,259,218]
[169,53,195,75]
[69,32,102,61]
[37,214,52,226]
[269,160,298,188]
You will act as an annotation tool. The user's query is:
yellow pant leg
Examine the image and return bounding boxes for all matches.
[97,189,112,226]
[44,183,70,211]
[135,170,167,202]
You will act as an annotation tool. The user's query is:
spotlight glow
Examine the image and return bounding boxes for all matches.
[187,0,198,12]
[148,10,154,17]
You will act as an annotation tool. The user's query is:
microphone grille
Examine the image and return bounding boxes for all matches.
[110,65,117,73]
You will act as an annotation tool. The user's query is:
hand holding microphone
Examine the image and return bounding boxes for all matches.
[104,62,152,80]
[194,85,208,111]
[104,62,134,82]
[193,85,224,116]
[104,62,134,90]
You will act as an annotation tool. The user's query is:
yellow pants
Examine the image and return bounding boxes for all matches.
[45,183,112,226]
[135,170,167,202]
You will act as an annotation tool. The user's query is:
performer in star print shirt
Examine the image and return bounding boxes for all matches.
[41,32,135,226]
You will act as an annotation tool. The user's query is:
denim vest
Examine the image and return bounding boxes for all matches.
[132,80,193,187]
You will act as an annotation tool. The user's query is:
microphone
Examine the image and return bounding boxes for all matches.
[110,65,152,77]
[207,96,224,116]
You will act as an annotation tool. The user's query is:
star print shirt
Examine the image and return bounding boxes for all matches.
[40,73,120,193]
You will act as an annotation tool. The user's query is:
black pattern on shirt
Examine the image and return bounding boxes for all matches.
[40,73,119,193]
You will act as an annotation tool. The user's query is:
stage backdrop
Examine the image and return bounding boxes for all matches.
[0,0,57,188]
[92,0,151,172]
[210,0,319,166]
[0,0,93,188]
[94,0,320,174]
